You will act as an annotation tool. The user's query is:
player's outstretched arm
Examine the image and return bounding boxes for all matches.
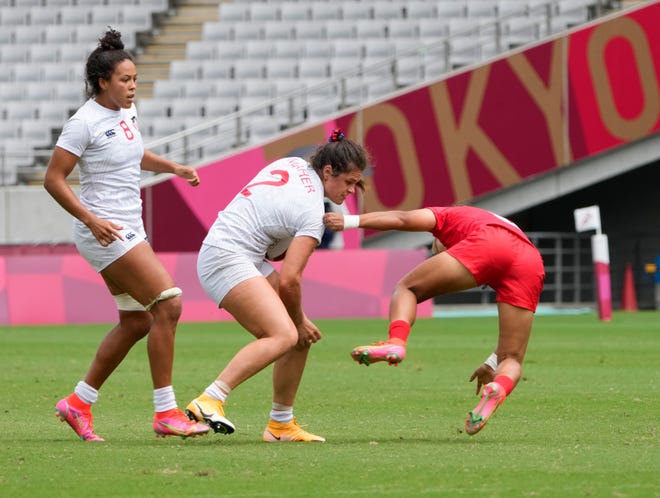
[323,208,437,232]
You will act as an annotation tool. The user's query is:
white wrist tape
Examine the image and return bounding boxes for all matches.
[484,352,498,370]
[343,215,360,229]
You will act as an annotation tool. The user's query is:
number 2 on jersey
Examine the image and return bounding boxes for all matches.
[241,169,289,197]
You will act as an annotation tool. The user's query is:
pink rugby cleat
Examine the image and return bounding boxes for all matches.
[55,397,105,442]
[465,382,507,435]
[153,408,210,438]
[351,341,406,366]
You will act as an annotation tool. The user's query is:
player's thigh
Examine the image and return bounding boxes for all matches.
[399,252,478,301]
[222,277,296,340]
[101,242,174,304]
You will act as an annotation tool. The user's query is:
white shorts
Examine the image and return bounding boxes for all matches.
[197,243,275,307]
[74,223,147,272]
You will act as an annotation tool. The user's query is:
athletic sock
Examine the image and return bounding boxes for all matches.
[387,320,411,345]
[269,403,294,423]
[493,375,515,396]
[153,386,177,413]
[74,381,98,406]
[205,379,231,403]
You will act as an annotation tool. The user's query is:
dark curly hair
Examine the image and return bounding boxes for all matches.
[309,129,369,190]
[84,28,134,98]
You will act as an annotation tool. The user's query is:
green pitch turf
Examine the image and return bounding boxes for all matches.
[0,312,658,497]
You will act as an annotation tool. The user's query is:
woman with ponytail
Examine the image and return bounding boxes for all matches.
[186,129,368,442]
[45,29,207,441]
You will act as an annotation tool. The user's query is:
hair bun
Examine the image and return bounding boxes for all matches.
[328,128,345,143]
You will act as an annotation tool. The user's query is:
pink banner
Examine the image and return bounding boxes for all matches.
[0,249,430,326]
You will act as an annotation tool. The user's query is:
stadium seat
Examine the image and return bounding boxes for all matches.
[274,39,304,59]
[28,7,58,25]
[406,1,437,20]
[467,0,499,18]
[234,22,264,41]
[169,59,203,80]
[325,20,357,39]
[0,6,28,26]
[295,21,326,40]
[184,80,215,99]
[436,1,467,18]
[212,80,243,100]
[0,44,30,63]
[394,54,425,87]
[356,19,388,39]
[218,2,250,22]
[20,119,58,147]
[280,2,310,22]
[373,1,404,20]
[304,40,335,58]
[266,58,298,79]
[242,78,276,98]
[203,97,238,119]
[44,25,76,44]
[263,21,295,40]
[310,3,341,21]
[60,6,91,25]
[29,44,60,63]
[245,39,275,60]
[37,100,74,121]
[13,25,44,44]
[170,98,205,119]
[340,2,373,21]
[388,19,419,39]
[201,59,233,80]
[91,6,121,25]
[137,98,169,119]
[249,3,280,22]
[201,22,234,41]
[364,39,396,59]
[233,59,266,80]
[298,57,329,79]
[152,79,185,99]
[43,62,73,82]
[13,63,42,83]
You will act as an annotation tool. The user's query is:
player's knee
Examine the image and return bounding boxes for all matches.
[146,287,183,321]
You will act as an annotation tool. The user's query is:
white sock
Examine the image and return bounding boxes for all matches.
[205,380,230,403]
[74,381,98,405]
[153,386,177,413]
[269,403,293,423]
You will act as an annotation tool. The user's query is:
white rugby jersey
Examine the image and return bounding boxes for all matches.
[56,99,145,229]
[204,157,325,258]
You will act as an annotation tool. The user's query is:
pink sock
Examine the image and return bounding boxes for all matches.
[388,320,410,345]
[493,375,515,395]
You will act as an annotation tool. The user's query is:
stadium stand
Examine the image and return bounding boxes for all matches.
[0,0,625,185]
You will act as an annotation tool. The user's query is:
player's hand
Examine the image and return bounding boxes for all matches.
[295,316,322,350]
[176,165,200,187]
[86,216,124,247]
[323,212,345,231]
[469,364,496,395]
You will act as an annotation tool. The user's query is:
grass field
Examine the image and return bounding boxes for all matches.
[1,312,659,498]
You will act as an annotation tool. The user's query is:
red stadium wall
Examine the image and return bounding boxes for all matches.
[143,3,660,251]
[0,249,431,325]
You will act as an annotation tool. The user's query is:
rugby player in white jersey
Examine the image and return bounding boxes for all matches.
[186,129,369,442]
[44,29,208,441]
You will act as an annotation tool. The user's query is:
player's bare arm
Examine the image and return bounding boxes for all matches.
[140,150,200,187]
